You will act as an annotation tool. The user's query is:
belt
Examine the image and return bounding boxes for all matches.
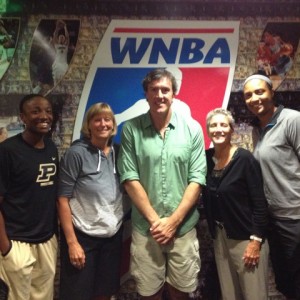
[215,220,224,229]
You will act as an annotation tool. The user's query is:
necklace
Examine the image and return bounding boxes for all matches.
[213,146,238,170]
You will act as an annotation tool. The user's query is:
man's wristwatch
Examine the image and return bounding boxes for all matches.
[250,235,263,243]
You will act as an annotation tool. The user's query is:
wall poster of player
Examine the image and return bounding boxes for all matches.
[256,22,300,90]
[29,18,80,96]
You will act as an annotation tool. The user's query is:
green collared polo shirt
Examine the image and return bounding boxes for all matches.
[118,111,207,236]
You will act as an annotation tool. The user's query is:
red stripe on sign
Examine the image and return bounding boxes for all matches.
[114,28,234,34]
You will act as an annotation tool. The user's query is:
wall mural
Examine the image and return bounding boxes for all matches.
[0,14,300,300]
[0,17,19,80]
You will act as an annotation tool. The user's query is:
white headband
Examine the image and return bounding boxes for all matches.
[243,74,273,88]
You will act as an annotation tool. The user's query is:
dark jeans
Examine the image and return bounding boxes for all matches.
[268,217,300,299]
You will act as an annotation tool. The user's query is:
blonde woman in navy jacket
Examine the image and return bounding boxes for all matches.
[203,108,269,300]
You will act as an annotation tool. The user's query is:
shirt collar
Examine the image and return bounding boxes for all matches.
[268,104,284,125]
[143,110,176,130]
[252,105,284,127]
[254,105,284,136]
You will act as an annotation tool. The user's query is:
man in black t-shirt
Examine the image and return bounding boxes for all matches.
[0,94,58,300]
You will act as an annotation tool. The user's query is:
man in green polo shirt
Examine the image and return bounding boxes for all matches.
[118,68,207,300]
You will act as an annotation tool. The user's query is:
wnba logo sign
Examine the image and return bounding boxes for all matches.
[74,20,240,147]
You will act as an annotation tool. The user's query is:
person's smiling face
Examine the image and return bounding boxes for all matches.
[20,96,53,135]
[207,113,233,147]
[89,113,114,143]
[243,78,275,117]
[145,77,174,117]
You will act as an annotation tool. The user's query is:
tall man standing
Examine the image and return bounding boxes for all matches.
[118,69,207,300]
[0,94,58,300]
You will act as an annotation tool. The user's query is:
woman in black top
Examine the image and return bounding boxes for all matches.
[203,108,269,300]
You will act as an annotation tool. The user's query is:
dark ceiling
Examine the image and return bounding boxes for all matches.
[6,0,300,17]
